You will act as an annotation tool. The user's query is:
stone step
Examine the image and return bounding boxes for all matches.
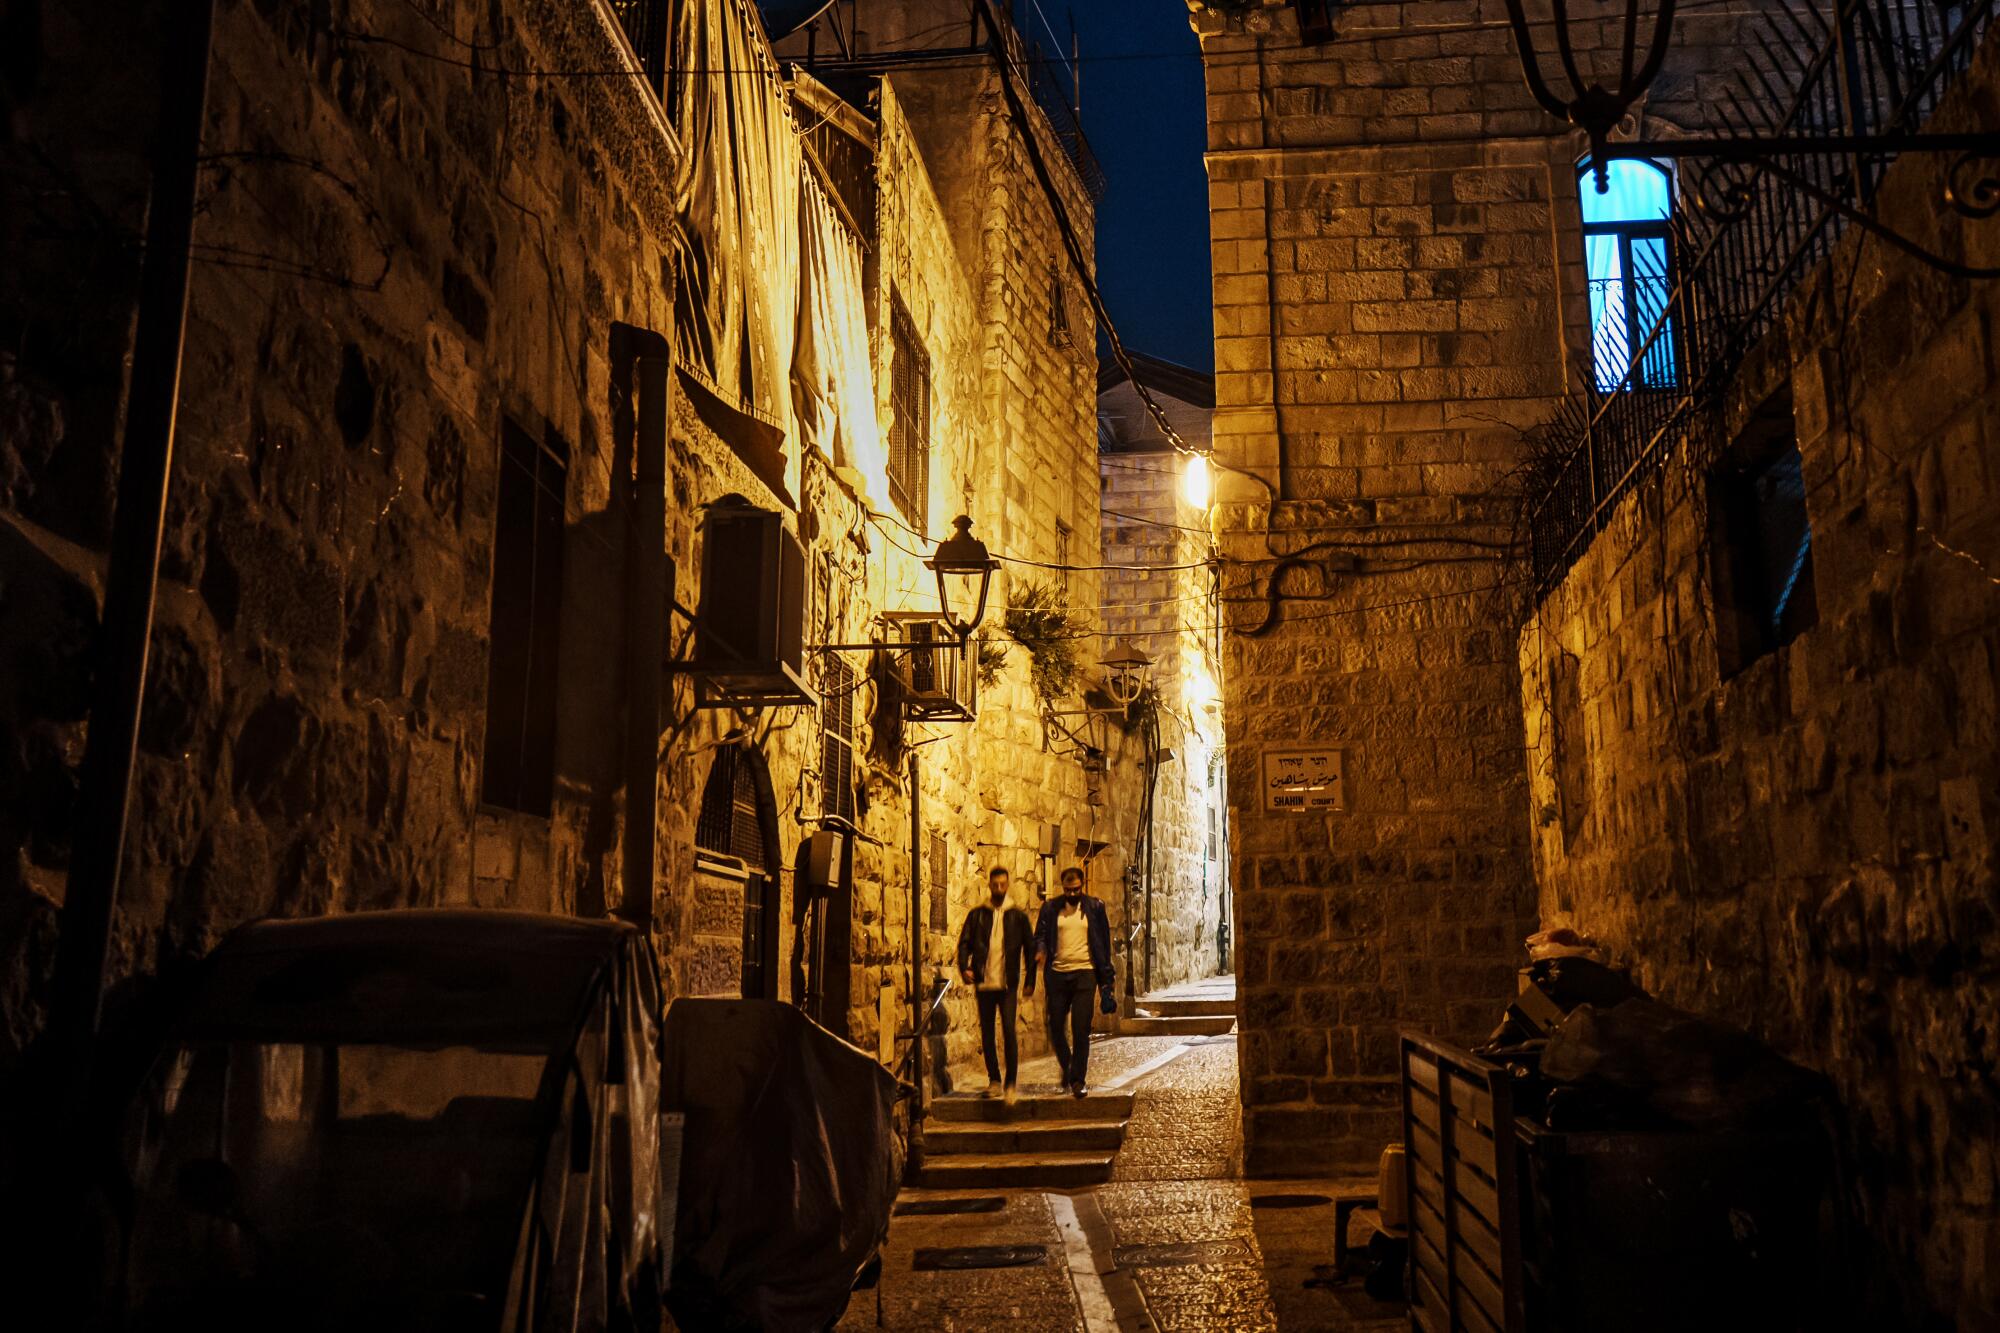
[1134,995,1237,1018]
[921,1119,1127,1156]
[1119,1013,1236,1037]
[928,1091,1135,1124]
[914,1150,1116,1190]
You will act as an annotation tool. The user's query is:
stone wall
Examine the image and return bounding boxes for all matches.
[1188,0,1800,1176]
[0,0,1127,1188]
[1517,38,2000,1325]
[1098,375,1230,995]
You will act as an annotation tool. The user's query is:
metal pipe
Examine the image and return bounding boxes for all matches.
[611,323,673,931]
[48,0,217,1113]
[908,752,924,1115]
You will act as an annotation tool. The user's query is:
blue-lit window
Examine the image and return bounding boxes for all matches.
[1580,158,1677,392]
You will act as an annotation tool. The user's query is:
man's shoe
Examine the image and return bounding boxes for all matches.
[1003,1084,1018,1105]
[1071,1083,1087,1099]
[986,1079,1003,1098]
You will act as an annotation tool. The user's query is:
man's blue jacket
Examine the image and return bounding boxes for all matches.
[1032,893,1115,989]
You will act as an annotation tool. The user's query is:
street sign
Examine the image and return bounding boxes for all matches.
[1261,747,1345,813]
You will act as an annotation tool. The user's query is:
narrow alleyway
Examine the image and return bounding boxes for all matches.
[842,983,1405,1332]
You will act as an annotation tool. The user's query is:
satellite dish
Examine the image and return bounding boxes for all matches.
[755,0,840,41]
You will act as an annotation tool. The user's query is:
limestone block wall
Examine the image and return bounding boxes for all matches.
[1189,0,1802,1177]
[1098,427,1230,995]
[0,0,1125,1194]
[1517,40,2000,1325]
[0,0,695,1062]
[871,42,1126,1084]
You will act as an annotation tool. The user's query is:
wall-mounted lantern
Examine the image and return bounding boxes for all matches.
[1101,638,1154,708]
[926,515,999,640]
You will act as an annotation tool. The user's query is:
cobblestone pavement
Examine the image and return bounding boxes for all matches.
[839,1027,1405,1331]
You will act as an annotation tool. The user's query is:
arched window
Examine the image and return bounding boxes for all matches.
[1579,158,1677,392]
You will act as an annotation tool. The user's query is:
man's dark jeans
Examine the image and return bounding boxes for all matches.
[1045,968,1096,1087]
[976,986,1018,1086]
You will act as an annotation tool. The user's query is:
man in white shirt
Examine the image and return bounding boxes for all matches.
[954,866,1032,1097]
[1031,866,1115,1097]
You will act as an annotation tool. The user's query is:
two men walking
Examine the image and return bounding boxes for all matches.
[954,864,1115,1099]
[955,866,1033,1098]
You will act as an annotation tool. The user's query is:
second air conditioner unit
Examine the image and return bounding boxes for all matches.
[881,613,977,724]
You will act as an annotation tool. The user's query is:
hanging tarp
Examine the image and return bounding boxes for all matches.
[793,171,888,504]
[661,998,901,1332]
[669,0,802,501]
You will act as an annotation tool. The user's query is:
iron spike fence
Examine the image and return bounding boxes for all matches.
[1526,0,1998,595]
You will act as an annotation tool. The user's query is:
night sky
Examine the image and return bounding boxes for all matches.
[1062,1,1213,373]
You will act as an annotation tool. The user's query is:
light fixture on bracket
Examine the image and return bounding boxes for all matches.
[1100,638,1155,708]
[925,515,1000,641]
[801,514,999,726]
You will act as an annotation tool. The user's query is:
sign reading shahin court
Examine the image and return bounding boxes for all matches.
[1261,747,1345,814]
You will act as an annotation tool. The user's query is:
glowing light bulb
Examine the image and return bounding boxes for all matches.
[1185,661,1220,712]
[1181,452,1212,510]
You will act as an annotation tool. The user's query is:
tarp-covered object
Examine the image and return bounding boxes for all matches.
[116,910,667,1333]
[662,999,901,1332]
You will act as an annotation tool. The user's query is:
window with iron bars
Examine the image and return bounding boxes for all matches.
[695,745,766,871]
[927,830,948,933]
[888,299,930,534]
[820,655,859,823]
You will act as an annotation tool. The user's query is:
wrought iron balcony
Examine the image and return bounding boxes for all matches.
[1527,0,1999,594]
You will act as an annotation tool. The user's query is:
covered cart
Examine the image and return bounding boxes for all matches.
[114,910,666,1333]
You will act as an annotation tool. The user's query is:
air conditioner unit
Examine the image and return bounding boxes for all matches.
[689,499,815,709]
[882,613,977,723]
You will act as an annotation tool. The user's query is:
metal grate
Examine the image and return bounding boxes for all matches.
[696,746,767,869]
[927,830,948,932]
[912,1245,1047,1270]
[820,656,858,822]
[1527,0,1997,596]
[888,300,931,535]
[894,1196,1005,1216]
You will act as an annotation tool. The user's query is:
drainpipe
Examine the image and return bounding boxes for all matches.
[611,322,673,932]
[908,751,924,1111]
[48,0,217,1117]
[1142,722,1159,995]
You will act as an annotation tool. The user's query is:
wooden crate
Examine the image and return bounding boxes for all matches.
[1399,1030,1524,1333]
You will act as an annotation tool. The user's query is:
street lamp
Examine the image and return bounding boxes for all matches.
[926,514,999,640]
[1500,0,1677,193]
[1101,638,1154,707]
[1185,659,1220,714]
[1180,452,1212,510]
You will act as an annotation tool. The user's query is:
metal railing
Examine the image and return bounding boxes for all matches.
[1527,0,1996,593]
[607,0,670,97]
[1010,0,1106,201]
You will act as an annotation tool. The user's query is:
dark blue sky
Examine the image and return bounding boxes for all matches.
[1059,1,1212,372]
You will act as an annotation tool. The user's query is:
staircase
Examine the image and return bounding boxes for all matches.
[914,1090,1134,1189]
[1119,974,1237,1038]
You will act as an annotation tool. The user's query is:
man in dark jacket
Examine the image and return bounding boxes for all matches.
[955,866,1033,1098]
[1032,866,1115,1097]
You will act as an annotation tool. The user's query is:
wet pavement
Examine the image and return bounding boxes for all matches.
[840,991,1406,1332]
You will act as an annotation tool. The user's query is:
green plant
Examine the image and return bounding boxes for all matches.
[1001,580,1087,706]
[975,634,1009,690]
